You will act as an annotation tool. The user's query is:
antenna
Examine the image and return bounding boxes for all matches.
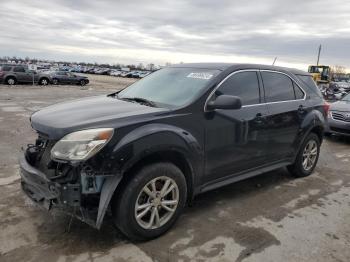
[272,57,277,66]
[316,45,321,66]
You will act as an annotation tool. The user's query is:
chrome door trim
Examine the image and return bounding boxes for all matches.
[204,69,307,112]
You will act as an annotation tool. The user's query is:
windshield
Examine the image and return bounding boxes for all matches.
[117,67,220,108]
[342,93,350,101]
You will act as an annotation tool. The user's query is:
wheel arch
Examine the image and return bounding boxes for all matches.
[39,76,50,84]
[95,123,203,228]
[118,149,195,203]
[5,75,16,83]
[309,125,324,143]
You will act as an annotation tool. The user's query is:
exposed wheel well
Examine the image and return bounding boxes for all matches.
[118,151,194,203]
[310,126,324,143]
[39,77,50,83]
[5,75,16,81]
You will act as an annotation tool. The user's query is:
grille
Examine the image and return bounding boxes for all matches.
[331,111,350,122]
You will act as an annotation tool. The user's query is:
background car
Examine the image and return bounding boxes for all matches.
[326,93,350,136]
[50,71,89,86]
[0,64,51,85]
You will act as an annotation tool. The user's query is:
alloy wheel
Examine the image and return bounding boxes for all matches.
[302,139,318,171]
[8,78,15,85]
[135,176,179,230]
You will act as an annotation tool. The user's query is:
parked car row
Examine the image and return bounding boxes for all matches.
[68,67,152,78]
[110,70,151,78]
[0,65,89,86]
[320,81,350,101]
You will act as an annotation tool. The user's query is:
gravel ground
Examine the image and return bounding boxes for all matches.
[0,75,350,262]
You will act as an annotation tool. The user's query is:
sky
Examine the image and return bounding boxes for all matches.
[0,0,349,71]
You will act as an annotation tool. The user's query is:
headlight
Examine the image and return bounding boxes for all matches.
[51,128,114,161]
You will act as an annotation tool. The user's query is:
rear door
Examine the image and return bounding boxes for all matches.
[204,70,270,182]
[56,72,69,83]
[260,70,308,161]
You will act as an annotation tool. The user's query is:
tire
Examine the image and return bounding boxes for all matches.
[52,79,59,85]
[112,162,187,241]
[40,78,49,86]
[79,80,86,86]
[6,77,16,85]
[287,133,320,177]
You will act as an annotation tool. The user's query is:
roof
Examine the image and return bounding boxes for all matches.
[170,63,310,76]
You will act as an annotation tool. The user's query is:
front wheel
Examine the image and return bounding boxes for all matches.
[79,80,86,86]
[287,133,320,177]
[112,162,187,241]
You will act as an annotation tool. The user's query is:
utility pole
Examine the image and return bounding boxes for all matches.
[316,44,321,66]
[272,57,277,66]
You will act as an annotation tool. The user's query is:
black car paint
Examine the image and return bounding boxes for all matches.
[20,63,326,229]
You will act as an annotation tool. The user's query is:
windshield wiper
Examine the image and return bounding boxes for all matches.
[119,97,157,107]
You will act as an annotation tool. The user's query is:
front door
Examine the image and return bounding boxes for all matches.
[204,70,270,183]
[13,66,32,83]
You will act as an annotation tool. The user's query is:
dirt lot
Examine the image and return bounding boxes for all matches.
[0,75,350,262]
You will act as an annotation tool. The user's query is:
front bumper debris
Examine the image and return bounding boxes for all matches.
[19,153,122,229]
[19,154,60,210]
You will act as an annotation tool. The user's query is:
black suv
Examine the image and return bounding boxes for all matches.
[20,63,327,240]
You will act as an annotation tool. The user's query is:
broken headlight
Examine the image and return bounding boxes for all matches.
[51,128,114,161]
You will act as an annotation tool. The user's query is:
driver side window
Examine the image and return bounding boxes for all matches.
[216,71,261,106]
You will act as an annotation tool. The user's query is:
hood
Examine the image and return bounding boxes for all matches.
[31,95,168,139]
[330,100,350,112]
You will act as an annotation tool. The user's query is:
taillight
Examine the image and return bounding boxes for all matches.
[0,71,4,77]
[323,101,330,117]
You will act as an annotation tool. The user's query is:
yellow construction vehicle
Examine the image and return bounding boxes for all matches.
[308,65,330,85]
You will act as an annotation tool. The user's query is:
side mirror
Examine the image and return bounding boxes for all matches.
[207,95,242,110]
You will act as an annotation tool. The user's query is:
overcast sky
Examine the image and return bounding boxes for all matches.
[0,0,349,71]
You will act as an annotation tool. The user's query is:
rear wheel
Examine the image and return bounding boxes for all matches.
[287,133,320,177]
[112,162,187,241]
[52,78,59,85]
[79,79,86,86]
[40,78,49,86]
[6,77,16,85]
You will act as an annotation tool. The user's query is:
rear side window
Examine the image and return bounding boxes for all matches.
[1,66,11,71]
[261,72,295,102]
[216,71,260,105]
[13,66,25,72]
[297,75,322,98]
[293,83,305,99]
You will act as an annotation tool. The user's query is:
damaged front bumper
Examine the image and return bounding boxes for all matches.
[19,153,122,229]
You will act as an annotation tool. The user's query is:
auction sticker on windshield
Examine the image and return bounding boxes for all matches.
[187,72,214,80]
